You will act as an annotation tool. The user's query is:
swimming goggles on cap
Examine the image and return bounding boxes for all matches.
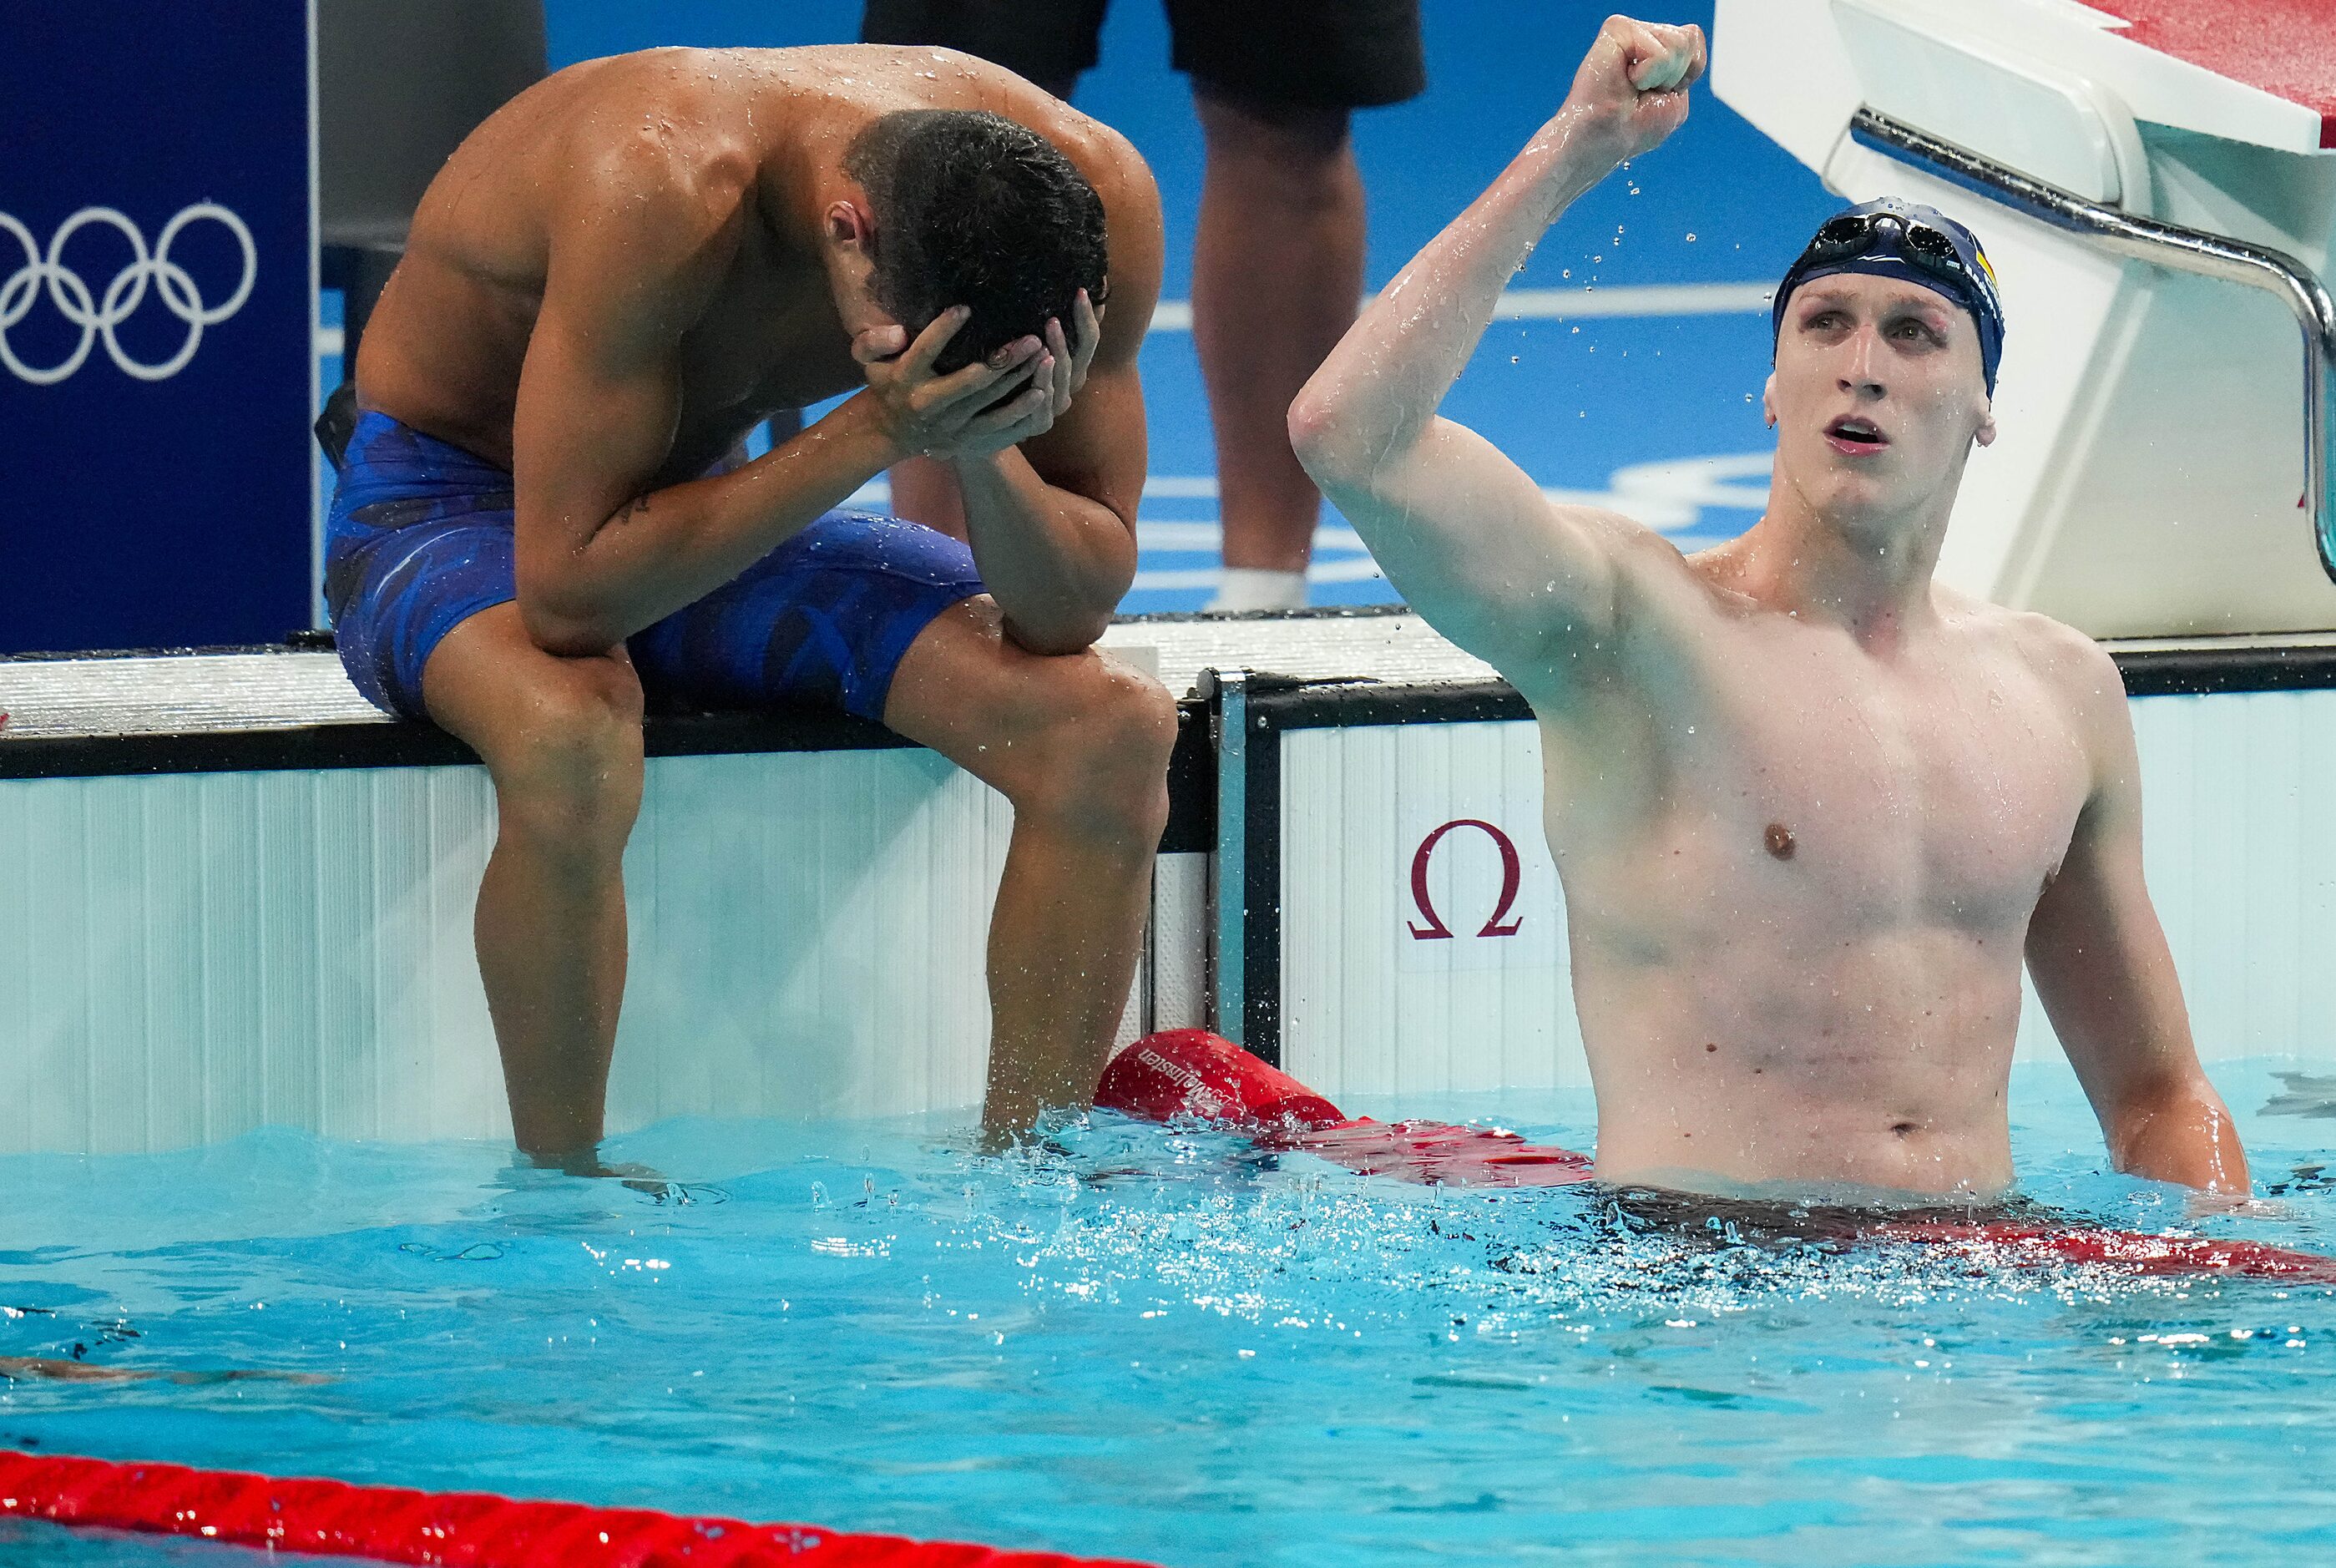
[1800,210,1997,311]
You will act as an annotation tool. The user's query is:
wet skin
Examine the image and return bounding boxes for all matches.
[351,45,1177,1156]
[1292,17,2248,1200]
[363,45,1157,494]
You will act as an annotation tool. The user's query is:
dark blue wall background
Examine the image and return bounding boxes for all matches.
[0,1,313,654]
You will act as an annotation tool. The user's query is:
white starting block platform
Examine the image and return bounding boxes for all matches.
[1717,0,2336,638]
[7,614,2336,1155]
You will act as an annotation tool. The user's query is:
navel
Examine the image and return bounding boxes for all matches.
[1764,822,1796,860]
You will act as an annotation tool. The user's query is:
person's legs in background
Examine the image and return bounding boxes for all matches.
[1190,88,1363,611]
[1170,0,1423,610]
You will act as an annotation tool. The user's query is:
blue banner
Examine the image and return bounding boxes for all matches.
[0,2,313,654]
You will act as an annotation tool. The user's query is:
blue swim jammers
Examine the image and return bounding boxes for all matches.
[323,412,987,721]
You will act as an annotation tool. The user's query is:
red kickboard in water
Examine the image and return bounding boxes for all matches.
[1097,1029,1593,1188]
[1099,1031,2336,1280]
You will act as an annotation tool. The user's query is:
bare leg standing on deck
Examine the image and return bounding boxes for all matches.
[1192,91,1368,609]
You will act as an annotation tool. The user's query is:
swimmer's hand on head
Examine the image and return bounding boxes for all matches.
[854,285,1131,655]
[852,291,1106,464]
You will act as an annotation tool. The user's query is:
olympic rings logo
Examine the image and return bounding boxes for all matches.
[0,204,257,385]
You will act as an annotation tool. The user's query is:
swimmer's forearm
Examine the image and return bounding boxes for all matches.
[2109,1075,2252,1194]
[952,450,1135,655]
[525,399,899,654]
[1292,111,1623,472]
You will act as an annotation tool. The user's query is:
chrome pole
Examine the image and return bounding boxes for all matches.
[1850,106,2336,584]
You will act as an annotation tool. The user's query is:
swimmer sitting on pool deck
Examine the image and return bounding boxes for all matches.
[1288,17,2250,1200]
[329,48,1173,1161]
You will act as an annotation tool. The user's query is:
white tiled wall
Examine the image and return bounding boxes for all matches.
[0,751,1011,1154]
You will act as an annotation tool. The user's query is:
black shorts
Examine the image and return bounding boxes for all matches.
[860,0,1425,111]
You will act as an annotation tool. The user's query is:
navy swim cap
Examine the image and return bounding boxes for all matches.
[1772,199,2005,395]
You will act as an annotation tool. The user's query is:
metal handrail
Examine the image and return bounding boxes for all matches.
[1849,106,2336,584]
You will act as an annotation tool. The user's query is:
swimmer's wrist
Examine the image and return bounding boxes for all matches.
[1531,106,1630,189]
[827,388,917,469]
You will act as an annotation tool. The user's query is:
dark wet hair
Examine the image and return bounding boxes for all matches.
[842,109,1110,374]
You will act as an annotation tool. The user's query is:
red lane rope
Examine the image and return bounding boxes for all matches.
[0,1449,1162,1568]
[1873,1221,2336,1283]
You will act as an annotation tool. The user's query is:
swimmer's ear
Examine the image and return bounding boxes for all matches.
[824,199,872,251]
[1974,394,1997,448]
[1761,372,1777,431]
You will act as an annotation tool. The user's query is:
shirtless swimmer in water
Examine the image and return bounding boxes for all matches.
[1289,17,2248,1201]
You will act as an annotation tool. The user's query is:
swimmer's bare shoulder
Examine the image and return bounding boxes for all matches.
[1999,601,2130,733]
[1949,592,2133,777]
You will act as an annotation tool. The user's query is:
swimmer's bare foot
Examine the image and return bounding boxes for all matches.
[523,1151,725,1204]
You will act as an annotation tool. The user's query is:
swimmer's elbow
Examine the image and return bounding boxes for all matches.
[1003,609,1111,658]
[2105,1069,2250,1192]
[1287,392,1355,482]
[1289,389,1408,498]
[520,591,625,659]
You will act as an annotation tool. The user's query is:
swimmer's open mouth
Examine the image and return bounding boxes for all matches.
[1825,417,1889,455]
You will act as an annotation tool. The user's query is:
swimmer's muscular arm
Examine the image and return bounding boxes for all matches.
[1288,18,1706,677]
[2024,630,2250,1194]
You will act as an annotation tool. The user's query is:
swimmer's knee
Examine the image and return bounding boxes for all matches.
[473,659,645,850]
[1010,656,1177,845]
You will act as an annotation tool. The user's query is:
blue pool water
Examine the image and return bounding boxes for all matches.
[2,1058,2332,1567]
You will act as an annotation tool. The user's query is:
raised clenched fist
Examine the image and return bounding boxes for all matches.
[1554,15,1708,166]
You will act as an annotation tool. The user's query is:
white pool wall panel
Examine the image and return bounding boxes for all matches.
[0,750,1011,1155]
[1281,721,1581,1101]
[2120,690,2336,1061]
[1150,851,1211,1032]
[1279,689,2336,1099]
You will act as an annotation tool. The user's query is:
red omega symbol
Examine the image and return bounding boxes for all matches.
[1407,818,1524,940]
